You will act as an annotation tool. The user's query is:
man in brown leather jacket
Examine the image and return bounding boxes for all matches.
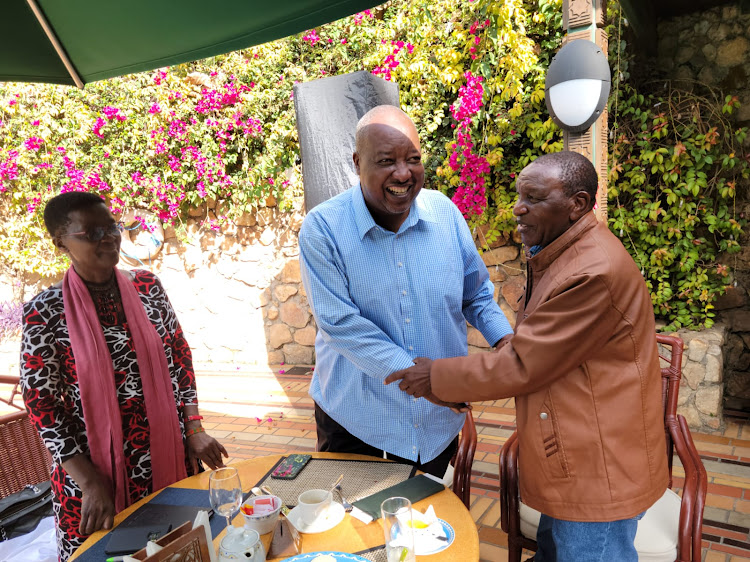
[386,151,668,561]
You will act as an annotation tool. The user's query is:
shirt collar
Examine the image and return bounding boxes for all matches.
[351,184,437,239]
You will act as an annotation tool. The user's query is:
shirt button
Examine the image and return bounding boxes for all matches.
[402,290,407,296]
[413,396,418,401]
[414,424,419,428]
[540,412,548,420]
[398,262,403,267]
[408,346,413,351]
[405,318,410,324]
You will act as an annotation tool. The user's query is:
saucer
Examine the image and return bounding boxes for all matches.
[414,519,455,555]
[280,552,368,561]
[287,502,346,534]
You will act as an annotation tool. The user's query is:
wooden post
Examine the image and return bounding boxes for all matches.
[562,0,609,221]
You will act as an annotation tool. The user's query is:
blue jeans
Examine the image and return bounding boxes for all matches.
[534,512,644,562]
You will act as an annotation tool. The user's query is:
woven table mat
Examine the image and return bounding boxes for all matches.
[355,546,387,562]
[255,458,415,507]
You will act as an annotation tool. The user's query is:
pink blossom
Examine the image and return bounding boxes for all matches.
[341,39,347,44]
[32,120,40,126]
[153,70,167,85]
[23,137,43,151]
[102,106,126,121]
[92,118,106,138]
[353,10,373,25]
[302,29,321,46]
[148,103,161,114]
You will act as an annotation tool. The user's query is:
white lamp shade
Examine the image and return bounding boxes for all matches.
[548,79,603,127]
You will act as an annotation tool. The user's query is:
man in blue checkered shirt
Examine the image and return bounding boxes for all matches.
[299,105,513,476]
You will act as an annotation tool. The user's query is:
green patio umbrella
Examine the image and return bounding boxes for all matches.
[3,0,383,87]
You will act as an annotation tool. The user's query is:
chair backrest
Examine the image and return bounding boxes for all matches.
[655,333,684,483]
[0,410,52,498]
[452,411,477,508]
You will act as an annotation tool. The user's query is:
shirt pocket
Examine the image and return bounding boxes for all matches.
[537,395,570,479]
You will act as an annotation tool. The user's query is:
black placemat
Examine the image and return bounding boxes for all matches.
[256,458,416,507]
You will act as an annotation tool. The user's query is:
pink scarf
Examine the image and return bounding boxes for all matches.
[62,267,187,512]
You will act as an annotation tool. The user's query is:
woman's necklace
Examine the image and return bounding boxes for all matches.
[84,273,125,325]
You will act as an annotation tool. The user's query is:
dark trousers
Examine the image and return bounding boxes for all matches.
[314,402,458,478]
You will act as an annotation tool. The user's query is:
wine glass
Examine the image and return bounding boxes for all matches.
[209,466,243,533]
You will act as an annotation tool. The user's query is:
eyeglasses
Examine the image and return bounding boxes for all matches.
[61,222,124,242]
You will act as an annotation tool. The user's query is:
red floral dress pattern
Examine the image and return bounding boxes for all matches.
[20,270,198,561]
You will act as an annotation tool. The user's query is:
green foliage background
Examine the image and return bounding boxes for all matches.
[0,0,747,330]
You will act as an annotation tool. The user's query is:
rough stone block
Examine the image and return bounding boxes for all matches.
[704,354,723,383]
[280,301,310,328]
[269,324,293,348]
[677,404,702,428]
[501,277,526,312]
[267,350,284,365]
[688,338,709,362]
[294,325,317,346]
[682,362,704,390]
[488,266,507,283]
[266,306,279,321]
[274,284,298,302]
[503,259,525,276]
[235,212,257,227]
[500,301,516,329]
[717,37,749,67]
[259,228,275,246]
[283,343,314,365]
[281,259,301,283]
[695,385,722,416]
[677,381,690,406]
[259,288,272,307]
[481,246,519,267]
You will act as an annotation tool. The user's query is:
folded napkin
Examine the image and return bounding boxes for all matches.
[411,505,449,553]
[350,475,445,524]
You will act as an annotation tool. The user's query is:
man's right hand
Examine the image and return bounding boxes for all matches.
[424,393,472,413]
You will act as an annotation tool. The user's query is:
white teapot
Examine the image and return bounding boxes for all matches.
[218,527,266,561]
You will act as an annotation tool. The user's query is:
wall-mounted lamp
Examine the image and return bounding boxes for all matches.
[545,39,611,133]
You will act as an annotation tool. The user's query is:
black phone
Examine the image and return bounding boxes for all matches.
[271,454,312,479]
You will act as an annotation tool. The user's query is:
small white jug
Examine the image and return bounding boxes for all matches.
[218,527,266,561]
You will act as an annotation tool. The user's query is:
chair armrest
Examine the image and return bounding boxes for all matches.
[0,375,23,410]
[667,414,707,562]
[499,430,519,534]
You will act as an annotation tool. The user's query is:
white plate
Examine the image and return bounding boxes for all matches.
[286,502,346,534]
[414,519,455,555]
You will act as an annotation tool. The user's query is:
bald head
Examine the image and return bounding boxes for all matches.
[528,151,598,206]
[355,105,417,153]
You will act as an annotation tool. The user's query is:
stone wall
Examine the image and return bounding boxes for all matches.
[0,200,729,432]
[649,3,750,406]
[670,325,726,431]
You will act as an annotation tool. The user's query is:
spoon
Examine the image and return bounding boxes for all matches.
[334,484,354,512]
[329,474,344,494]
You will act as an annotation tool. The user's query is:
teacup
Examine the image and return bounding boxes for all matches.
[297,489,333,527]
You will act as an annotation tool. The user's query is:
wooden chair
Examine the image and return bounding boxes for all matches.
[499,334,707,562]
[0,410,52,498]
[0,374,23,411]
[450,411,477,508]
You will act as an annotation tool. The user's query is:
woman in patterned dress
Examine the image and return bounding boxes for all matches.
[20,192,228,561]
